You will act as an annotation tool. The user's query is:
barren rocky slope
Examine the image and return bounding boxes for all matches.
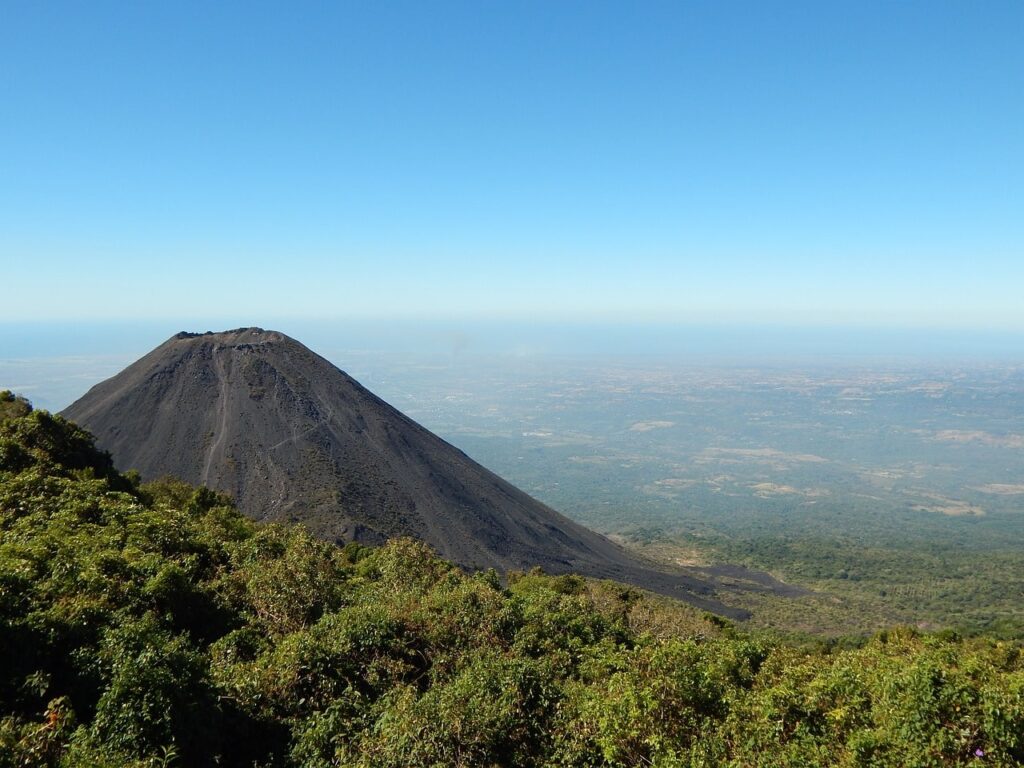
[63,328,795,615]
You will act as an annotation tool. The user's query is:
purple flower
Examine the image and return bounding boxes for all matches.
[975,749,985,757]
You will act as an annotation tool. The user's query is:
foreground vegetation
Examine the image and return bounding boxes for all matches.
[2,392,1023,767]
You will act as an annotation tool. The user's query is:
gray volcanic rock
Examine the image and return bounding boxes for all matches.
[63,328,750,616]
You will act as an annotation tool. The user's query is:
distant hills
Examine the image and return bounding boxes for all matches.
[62,328,780,615]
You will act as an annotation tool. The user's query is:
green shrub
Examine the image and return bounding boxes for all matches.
[0,400,1022,767]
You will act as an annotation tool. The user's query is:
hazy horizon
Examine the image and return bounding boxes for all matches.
[2,319,1022,414]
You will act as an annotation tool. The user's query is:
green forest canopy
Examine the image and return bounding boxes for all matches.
[1,391,1022,767]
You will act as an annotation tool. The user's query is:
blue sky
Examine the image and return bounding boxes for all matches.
[1,1,1021,329]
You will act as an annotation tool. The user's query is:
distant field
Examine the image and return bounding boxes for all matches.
[344,356,1023,532]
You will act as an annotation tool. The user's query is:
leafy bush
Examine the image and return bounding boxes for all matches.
[1,398,1022,766]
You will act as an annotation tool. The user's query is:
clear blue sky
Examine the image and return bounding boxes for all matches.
[2,1,1021,329]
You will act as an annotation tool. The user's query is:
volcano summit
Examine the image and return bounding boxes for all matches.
[63,328,755,614]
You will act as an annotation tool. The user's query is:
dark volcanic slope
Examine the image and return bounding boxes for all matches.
[63,328,750,616]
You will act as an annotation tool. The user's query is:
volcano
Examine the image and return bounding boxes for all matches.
[63,328,753,615]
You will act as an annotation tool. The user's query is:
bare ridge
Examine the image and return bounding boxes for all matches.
[63,328,754,616]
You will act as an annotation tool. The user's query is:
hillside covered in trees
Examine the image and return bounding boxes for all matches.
[1,391,1023,767]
